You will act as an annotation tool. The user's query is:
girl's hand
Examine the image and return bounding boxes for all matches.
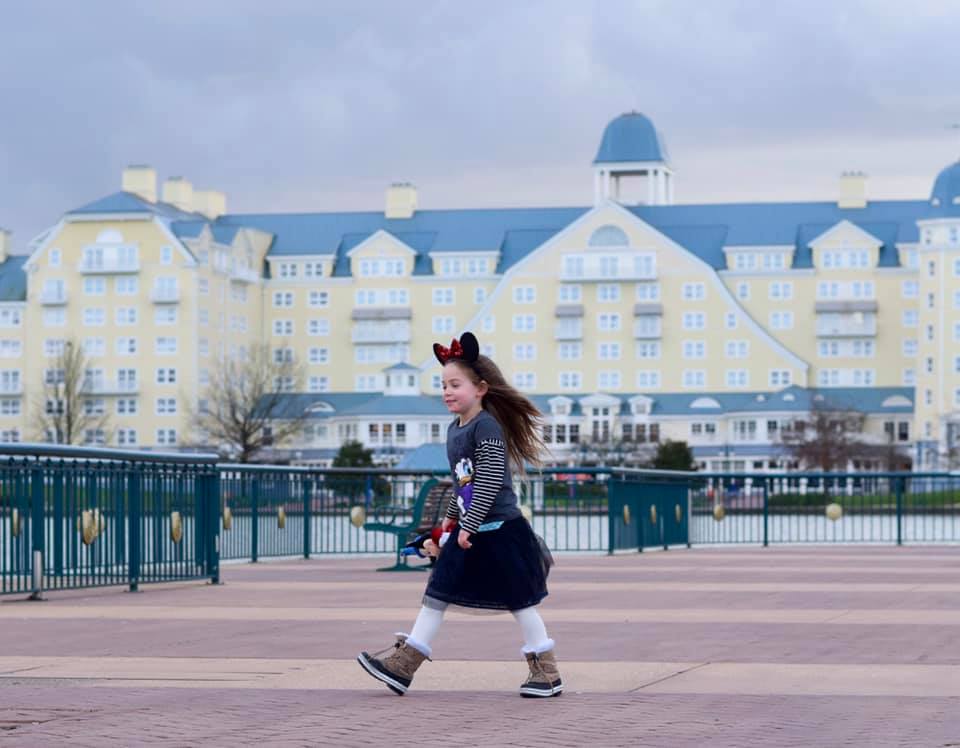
[458,529,473,549]
[441,518,456,533]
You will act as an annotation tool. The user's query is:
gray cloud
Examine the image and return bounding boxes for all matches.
[2,0,959,250]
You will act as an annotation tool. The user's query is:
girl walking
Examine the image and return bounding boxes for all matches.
[358,332,561,698]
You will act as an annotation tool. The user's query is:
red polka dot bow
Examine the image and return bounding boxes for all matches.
[433,338,463,363]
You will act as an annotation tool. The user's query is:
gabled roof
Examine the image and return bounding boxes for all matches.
[68,191,205,222]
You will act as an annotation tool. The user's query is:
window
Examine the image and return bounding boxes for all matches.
[725,312,738,330]
[156,368,176,384]
[115,277,138,295]
[155,337,177,355]
[635,283,660,301]
[903,368,916,385]
[358,258,404,277]
[433,316,455,334]
[559,371,582,389]
[817,369,841,386]
[473,287,487,304]
[636,370,660,388]
[273,347,294,363]
[481,315,495,333]
[155,307,177,325]
[902,280,919,299]
[156,429,177,446]
[558,342,581,360]
[636,342,661,359]
[769,281,793,300]
[0,309,22,327]
[725,369,748,387]
[272,291,294,308]
[512,286,535,304]
[308,376,330,393]
[272,320,294,336]
[278,262,298,279]
[83,277,106,296]
[769,370,791,387]
[513,343,536,360]
[512,372,536,390]
[49,248,61,267]
[83,307,105,326]
[355,375,379,392]
[160,246,173,265]
[308,347,329,364]
[82,429,106,446]
[724,340,749,358]
[559,284,582,303]
[903,310,918,328]
[597,370,621,389]
[734,252,756,271]
[117,369,137,390]
[598,313,621,331]
[736,282,749,300]
[116,308,137,325]
[83,398,105,416]
[852,369,875,386]
[598,342,621,360]
[117,398,137,415]
[770,311,794,330]
[308,290,329,308]
[682,312,705,330]
[117,429,137,446]
[682,370,706,388]
[682,340,706,359]
[116,337,137,355]
[682,282,706,300]
[82,337,104,357]
[512,315,535,332]
[433,288,455,306]
[308,319,330,336]
[0,398,19,416]
[597,284,620,302]
[819,340,841,358]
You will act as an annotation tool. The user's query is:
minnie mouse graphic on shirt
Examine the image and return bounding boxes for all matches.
[454,457,474,515]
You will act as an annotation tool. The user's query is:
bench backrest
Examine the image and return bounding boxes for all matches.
[415,479,453,534]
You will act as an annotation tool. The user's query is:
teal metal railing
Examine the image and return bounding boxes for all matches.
[3,444,960,595]
[0,444,219,597]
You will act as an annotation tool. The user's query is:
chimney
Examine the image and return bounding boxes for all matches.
[385,182,417,219]
[122,165,157,202]
[838,171,867,209]
[0,229,10,263]
[162,177,194,212]
[193,190,227,219]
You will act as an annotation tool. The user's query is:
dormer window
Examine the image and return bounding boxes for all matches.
[588,225,629,247]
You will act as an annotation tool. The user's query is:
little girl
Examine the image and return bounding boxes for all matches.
[358,331,561,698]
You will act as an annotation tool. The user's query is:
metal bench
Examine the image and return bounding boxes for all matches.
[363,478,451,571]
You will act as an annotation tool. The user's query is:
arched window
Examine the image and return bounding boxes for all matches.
[588,225,629,248]
[95,229,124,243]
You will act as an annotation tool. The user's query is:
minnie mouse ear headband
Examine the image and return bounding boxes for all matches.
[433,331,480,365]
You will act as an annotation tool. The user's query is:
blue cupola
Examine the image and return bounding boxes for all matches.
[931,161,960,207]
[594,112,669,164]
[592,112,673,206]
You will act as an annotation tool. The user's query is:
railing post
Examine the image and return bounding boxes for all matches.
[762,478,769,548]
[128,468,142,592]
[303,477,312,559]
[251,474,260,563]
[207,468,221,584]
[29,463,45,601]
[895,475,904,547]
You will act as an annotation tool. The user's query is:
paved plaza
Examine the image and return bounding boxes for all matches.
[0,546,958,747]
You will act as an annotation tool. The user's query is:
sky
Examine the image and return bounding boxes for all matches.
[2,0,960,252]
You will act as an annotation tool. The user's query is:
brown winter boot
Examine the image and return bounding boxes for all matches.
[357,634,430,695]
[520,647,563,697]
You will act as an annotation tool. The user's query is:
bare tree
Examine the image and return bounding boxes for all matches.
[187,343,308,462]
[31,338,110,444]
[778,399,868,472]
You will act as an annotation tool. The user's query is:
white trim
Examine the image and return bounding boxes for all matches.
[153,218,198,266]
[23,219,66,270]
[345,229,418,258]
[722,244,795,253]
[64,212,154,223]
[807,220,883,249]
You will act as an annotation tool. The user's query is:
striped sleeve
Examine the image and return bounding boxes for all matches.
[459,437,506,534]
[444,489,459,520]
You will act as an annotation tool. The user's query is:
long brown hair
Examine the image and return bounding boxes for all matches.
[449,356,544,470]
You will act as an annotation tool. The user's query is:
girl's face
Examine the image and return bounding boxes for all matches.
[441,362,486,416]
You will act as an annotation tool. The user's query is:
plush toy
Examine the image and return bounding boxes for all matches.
[401,526,450,558]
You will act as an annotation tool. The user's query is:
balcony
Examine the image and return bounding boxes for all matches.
[81,379,139,395]
[560,252,657,282]
[78,258,140,274]
[230,265,260,284]
[351,321,412,344]
[39,289,68,305]
[815,312,877,337]
[554,321,583,341]
[150,287,181,303]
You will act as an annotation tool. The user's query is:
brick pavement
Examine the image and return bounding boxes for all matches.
[0,546,958,747]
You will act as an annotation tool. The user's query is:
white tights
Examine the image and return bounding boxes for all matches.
[406,604,553,657]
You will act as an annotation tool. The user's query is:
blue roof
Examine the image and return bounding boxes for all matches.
[594,112,669,164]
[69,191,204,222]
[0,255,27,301]
[931,161,960,208]
[396,443,448,471]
